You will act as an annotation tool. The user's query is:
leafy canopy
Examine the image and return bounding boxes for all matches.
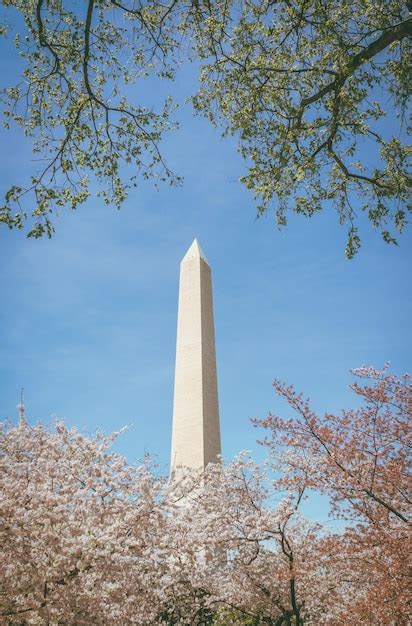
[0,1,411,256]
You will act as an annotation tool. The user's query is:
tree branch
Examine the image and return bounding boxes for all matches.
[297,17,412,115]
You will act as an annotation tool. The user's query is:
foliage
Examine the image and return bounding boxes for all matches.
[0,0,183,238]
[0,1,411,254]
[191,0,412,257]
[0,365,410,623]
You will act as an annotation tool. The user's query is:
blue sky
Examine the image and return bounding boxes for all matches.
[0,23,411,504]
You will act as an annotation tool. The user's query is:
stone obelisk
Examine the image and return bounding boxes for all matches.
[170,239,221,474]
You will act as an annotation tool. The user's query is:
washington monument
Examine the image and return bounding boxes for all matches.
[170,239,221,474]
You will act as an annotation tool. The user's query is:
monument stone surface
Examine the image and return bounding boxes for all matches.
[170,239,221,474]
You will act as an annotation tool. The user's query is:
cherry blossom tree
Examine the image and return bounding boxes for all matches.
[165,458,350,625]
[0,421,345,625]
[1,366,410,624]
[254,365,411,624]
[0,420,172,624]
